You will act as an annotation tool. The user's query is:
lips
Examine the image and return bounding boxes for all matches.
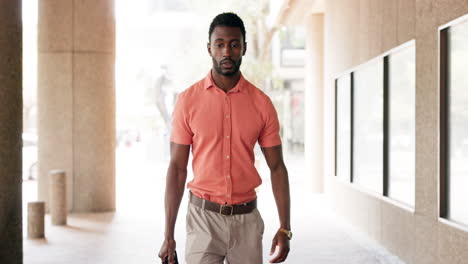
[221,60,234,68]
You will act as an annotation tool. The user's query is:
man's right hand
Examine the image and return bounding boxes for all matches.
[158,238,176,264]
[159,143,190,263]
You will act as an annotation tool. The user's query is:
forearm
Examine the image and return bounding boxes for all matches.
[164,164,187,239]
[270,163,290,230]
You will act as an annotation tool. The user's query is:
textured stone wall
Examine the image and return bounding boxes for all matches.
[0,1,23,263]
[324,0,468,263]
[38,0,115,212]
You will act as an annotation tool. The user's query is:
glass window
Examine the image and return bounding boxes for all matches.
[388,46,416,206]
[336,75,351,180]
[448,20,468,224]
[353,60,384,193]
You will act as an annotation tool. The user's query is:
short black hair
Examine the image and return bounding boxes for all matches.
[208,12,246,42]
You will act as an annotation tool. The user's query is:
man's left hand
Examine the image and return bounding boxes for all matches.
[269,229,290,263]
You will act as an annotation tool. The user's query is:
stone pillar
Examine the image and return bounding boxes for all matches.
[304,14,324,193]
[28,202,45,239]
[49,170,67,225]
[0,1,23,263]
[38,0,116,212]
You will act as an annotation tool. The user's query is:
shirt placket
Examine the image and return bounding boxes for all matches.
[223,94,233,204]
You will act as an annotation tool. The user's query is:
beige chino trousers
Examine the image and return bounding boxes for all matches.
[185,203,265,264]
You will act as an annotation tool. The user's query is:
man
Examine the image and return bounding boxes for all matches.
[158,12,291,264]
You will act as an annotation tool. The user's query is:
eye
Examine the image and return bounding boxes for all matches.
[231,43,239,48]
[216,44,224,48]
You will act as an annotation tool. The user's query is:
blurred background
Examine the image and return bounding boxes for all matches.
[21,0,307,192]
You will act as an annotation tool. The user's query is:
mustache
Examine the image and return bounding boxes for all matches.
[220,59,235,65]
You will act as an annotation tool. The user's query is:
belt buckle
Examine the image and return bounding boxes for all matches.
[220,205,233,216]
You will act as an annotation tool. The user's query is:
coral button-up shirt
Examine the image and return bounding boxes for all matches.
[170,71,282,205]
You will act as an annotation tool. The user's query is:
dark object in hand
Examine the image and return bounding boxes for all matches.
[163,251,178,264]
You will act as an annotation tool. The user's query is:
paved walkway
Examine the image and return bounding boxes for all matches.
[23,147,405,264]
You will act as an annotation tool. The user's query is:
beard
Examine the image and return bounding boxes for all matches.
[212,57,242,76]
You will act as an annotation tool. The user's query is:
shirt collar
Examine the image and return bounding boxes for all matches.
[203,70,247,94]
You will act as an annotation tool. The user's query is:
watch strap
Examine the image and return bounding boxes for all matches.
[279,228,292,240]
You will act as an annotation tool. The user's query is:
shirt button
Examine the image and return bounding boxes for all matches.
[226,155,230,159]
[227,194,231,198]
[227,175,231,178]
[226,136,230,139]
[226,115,230,118]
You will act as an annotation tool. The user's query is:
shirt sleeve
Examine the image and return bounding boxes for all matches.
[258,96,282,147]
[170,92,193,145]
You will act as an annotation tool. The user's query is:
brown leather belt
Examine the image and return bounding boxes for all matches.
[189,192,256,216]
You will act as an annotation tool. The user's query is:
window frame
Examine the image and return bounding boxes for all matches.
[334,74,353,183]
[385,45,416,206]
[440,27,449,219]
[352,58,384,193]
[437,12,468,230]
[333,41,416,208]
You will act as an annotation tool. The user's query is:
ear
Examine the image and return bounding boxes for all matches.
[243,42,247,56]
[207,42,212,56]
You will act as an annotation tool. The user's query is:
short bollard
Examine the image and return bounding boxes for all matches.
[49,170,67,225]
[28,201,45,239]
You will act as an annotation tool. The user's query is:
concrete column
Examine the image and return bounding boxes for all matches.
[49,170,67,225]
[0,1,23,263]
[304,14,324,193]
[38,0,116,212]
[28,202,45,239]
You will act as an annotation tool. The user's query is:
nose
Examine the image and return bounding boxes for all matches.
[222,45,232,57]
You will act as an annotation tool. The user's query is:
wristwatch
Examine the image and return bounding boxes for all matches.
[279,228,293,240]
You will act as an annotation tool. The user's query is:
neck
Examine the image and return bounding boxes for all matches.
[211,69,241,93]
